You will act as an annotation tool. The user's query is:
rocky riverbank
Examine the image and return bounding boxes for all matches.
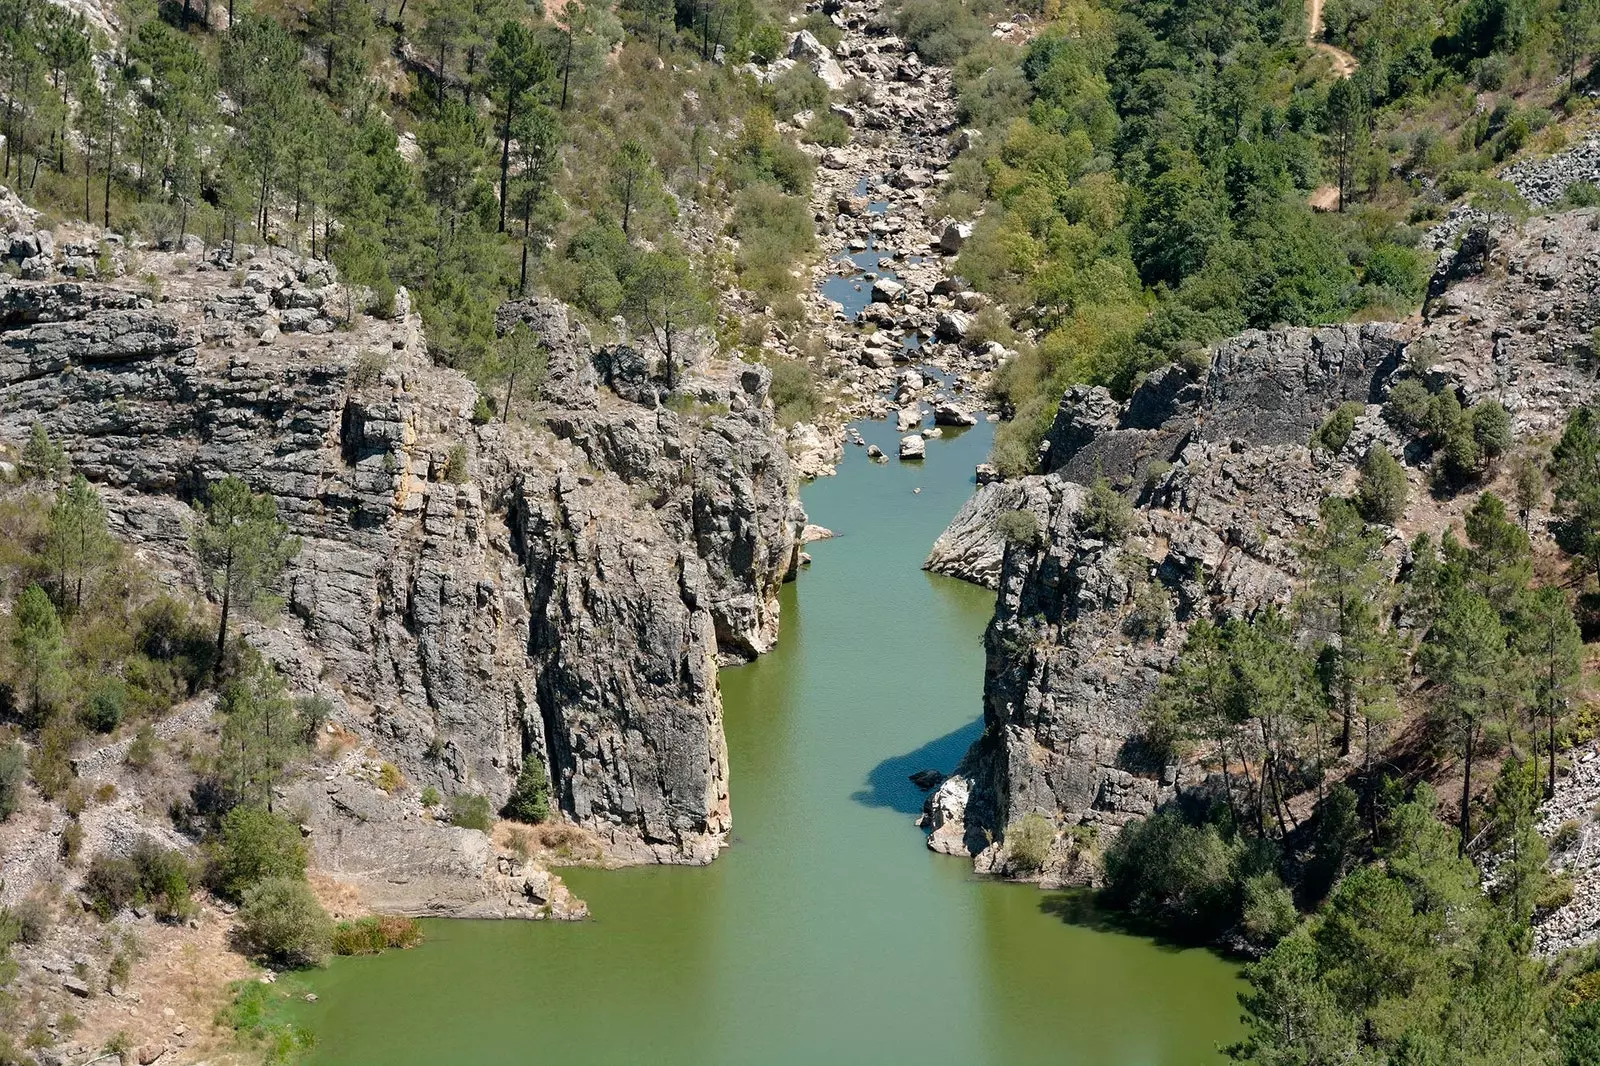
[752,0,1013,478]
[923,205,1600,890]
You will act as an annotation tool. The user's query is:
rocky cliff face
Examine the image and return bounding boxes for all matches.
[0,210,800,866]
[925,208,1600,874]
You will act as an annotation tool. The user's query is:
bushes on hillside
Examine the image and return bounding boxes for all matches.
[1355,447,1409,524]
[209,807,308,901]
[237,877,332,968]
[84,840,197,922]
[1101,806,1280,945]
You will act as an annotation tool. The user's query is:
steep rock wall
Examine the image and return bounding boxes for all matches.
[0,234,800,864]
[927,209,1600,872]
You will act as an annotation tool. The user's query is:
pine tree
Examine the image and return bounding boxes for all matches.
[217,657,303,809]
[622,247,711,390]
[1323,78,1366,212]
[191,476,300,667]
[45,474,112,613]
[11,585,66,723]
[488,20,552,233]
[19,422,69,483]
[1421,586,1516,856]
[1552,404,1600,580]
[481,321,548,420]
[1296,496,1390,758]
[1520,586,1582,797]
[610,138,658,237]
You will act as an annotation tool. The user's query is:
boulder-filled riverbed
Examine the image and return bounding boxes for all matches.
[290,416,1243,1066]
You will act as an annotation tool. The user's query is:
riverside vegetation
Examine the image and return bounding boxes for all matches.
[0,0,1599,1057]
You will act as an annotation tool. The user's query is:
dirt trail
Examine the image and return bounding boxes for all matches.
[1307,0,1358,209]
[1307,0,1359,78]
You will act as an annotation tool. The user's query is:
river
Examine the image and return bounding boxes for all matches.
[291,411,1243,1065]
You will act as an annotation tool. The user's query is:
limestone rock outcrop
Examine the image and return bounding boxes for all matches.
[928,208,1600,878]
[0,228,800,866]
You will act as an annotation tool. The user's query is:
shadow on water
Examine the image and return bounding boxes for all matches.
[850,717,983,814]
[1039,889,1226,956]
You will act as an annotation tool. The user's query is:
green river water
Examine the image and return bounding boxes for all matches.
[293,413,1244,1065]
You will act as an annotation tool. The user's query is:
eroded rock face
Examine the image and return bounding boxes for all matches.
[0,237,799,865]
[930,209,1600,874]
[929,324,1405,854]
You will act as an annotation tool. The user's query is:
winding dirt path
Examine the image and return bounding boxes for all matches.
[1307,0,1359,78]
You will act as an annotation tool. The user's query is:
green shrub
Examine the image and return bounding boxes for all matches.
[445,443,469,484]
[770,359,819,425]
[1239,872,1298,949]
[237,876,332,968]
[802,113,850,147]
[748,22,785,63]
[997,509,1042,547]
[1383,378,1433,435]
[1538,874,1576,913]
[82,679,127,734]
[1561,182,1600,209]
[1005,811,1055,873]
[294,696,332,745]
[892,0,988,64]
[1355,447,1409,524]
[0,741,24,820]
[502,757,551,824]
[210,807,308,902]
[420,785,441,807]
[1553,820,1582,852]
[124,724,158,770]
[1101,807,1274,940]
[2,899,49,945]
[1079,476,1133,543]
[448,793,494,831]
[83,840,195,921]
[83,853,141,919]
[131,839,196,922]
[330,915,422,956]
[1314,402,1363,454]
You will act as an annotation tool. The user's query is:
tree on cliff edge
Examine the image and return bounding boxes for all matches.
[193,476,301,668]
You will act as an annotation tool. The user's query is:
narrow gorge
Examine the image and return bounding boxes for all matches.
[3,0,1600,1059]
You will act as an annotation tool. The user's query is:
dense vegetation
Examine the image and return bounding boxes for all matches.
[912,0,1600,474]
[1065,401,1600,1061]
[0,0,832,401]
[0,434,422,1060]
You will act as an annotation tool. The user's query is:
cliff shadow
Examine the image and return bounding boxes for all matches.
[851,717,982,815]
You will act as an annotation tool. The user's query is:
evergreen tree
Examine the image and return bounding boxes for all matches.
[1295,497,1390,758]
[481,320,548,420]
[11,584,66,722]
[1354,446,1408,524]
[19,422,68,483]
[1552,405,1600,581]
[1421,586,1516,856]
[217,657,303,810]
[1520,586,1582,797]
[44,474,112,612]
[622,247,711,390]
[488,20,552,233]
[191,476,300,666]
[610,138,659,237]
